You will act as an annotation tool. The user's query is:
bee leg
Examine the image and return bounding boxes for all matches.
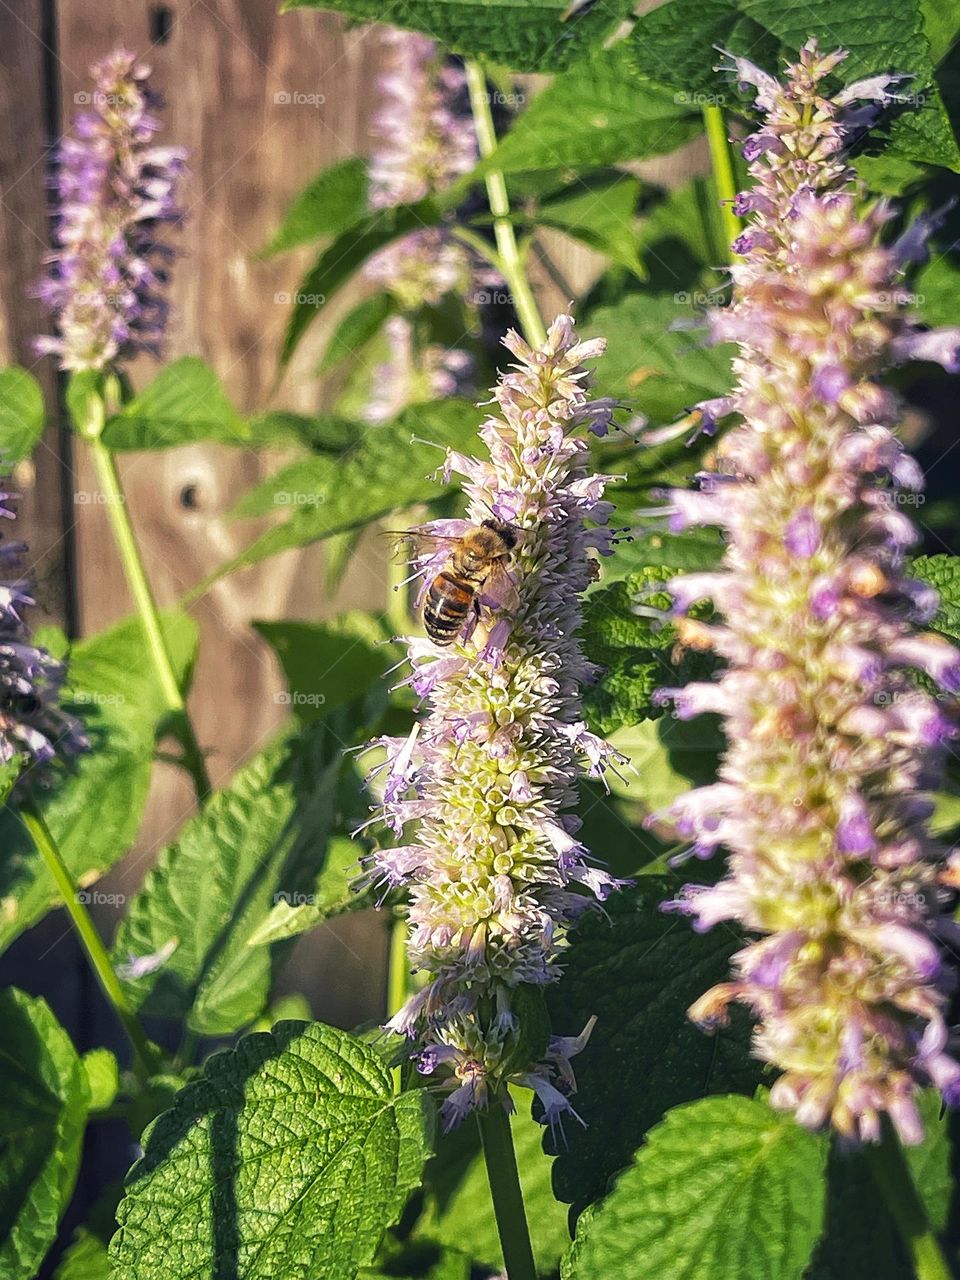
[461,605,481,644]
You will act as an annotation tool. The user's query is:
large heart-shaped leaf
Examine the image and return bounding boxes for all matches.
[280,0,635,72]
[0,989,89,1280]
[563,1094,827,1280]
[110,1022,433,1280]
[112,723,348,1035]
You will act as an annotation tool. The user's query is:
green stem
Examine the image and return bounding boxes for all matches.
[84,425,211,803]
[702,103,742,255]
[477,1101,538,1280]
[387,911,409,1095]
[865,1122,954,1280]
[20,797,161,1080]
[178,1027,200,1070]
[387,910,409,1019]
[465,61,547,348]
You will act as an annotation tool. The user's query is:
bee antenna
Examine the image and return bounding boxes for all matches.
[408,433,447,451]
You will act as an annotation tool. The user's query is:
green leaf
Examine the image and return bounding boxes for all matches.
[547,878,762,1213]
[82,1048,120,1112]
[921,0,960,62]
[254,615,392,720]
[112,724,348,1035]
[598,527,725,584]
[636,176,730,295]
[110,1022,434,1280]
[912,252,960,328]
[536,174,646,275]
[245,834,363,946]
[265,156,369,256]
[586,293,734,424]
[280,0,635,72]
[628,0,779,101]
[245,410,358,452]
[53,1181,121,1280]
[101,358,247,450]
[629,0,960,171]
[483,46,701,174]
[604,715,725,815]
[281,202,441,365]
[53,1229,112,1280]
[0,611,197,952]
[912,554,960,642]
[64,610,198,746]
[853,151,930,193]
[216,399,484,579]
[582,566,718,734]
[807,1091,949,1279]
[564,1095,827,1280]
[367,1240,471,1280]
[0,755,24,806]
[317,292,398,373]
[0,989,89,1280]
[0,367,45,464]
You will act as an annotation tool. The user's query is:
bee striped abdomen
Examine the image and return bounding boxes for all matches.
[423,571,474,645]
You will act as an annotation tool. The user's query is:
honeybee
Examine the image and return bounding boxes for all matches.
[389,518,521,646]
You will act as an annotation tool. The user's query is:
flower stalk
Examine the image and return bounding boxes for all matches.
[20,795,161,1080]
[83,407,211,802]
[362,314,619,1130]
[477,1103,538,1280]
[33,47,209,802]
[865,1124,953,1280]
[465,60,547,347]
[701,102,742,252]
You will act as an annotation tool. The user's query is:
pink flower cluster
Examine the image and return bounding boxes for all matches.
[657,41,960,1144]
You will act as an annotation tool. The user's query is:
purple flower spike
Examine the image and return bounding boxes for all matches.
[361,28,488,414]
[33,48,186,372]
[656,40,960,1147]
[360,315,624,1125]
[0,482,86,778]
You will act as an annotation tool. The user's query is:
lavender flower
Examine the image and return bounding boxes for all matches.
[655,41,960,1144]
[368,28,476,210]
[364,228,475,312]
[0,482,86,777]
[362,315,474,425]
[361,315,622,1129]
[34,48,185,372]
[363,27,493,350]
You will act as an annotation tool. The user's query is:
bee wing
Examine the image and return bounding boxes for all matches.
[380,530,458,562]
[483,559,521,613]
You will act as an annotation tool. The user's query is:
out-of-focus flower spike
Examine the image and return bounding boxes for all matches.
[658,40,960,1146]
[33,48,185,372]
[0,480,86,777]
